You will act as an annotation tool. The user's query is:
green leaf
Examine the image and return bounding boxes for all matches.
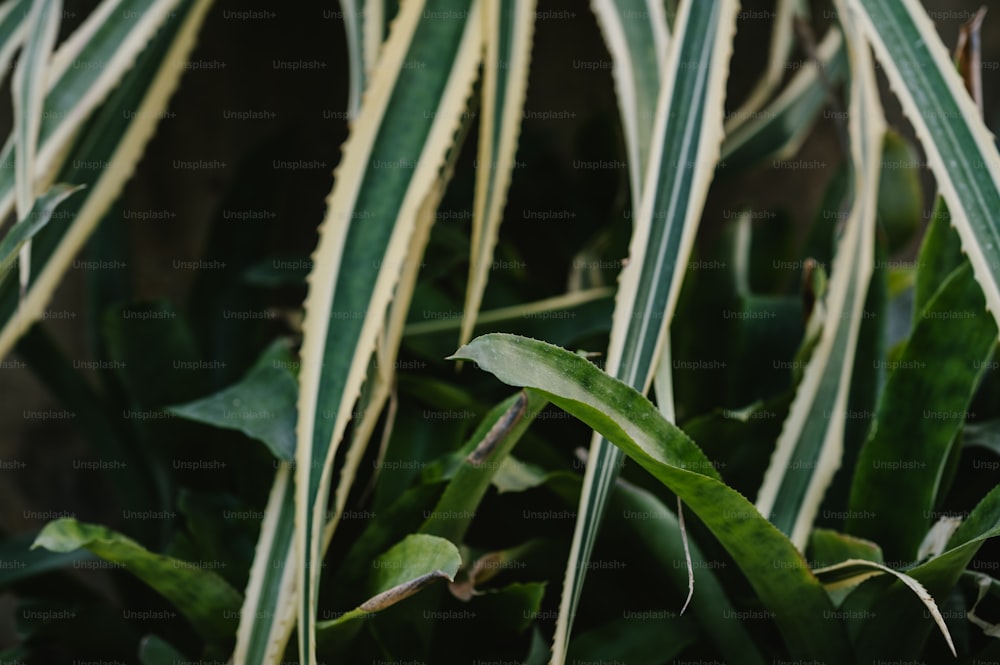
[557,0,740,660]
[31,518,243,643]
[419,391,547,544]
[841,483,1000,660]
[459,0,536,349]
[809,528,883,569]
[0,530,94,588]
[847,264,998,563]
[567,614,697,665]
[876,130,923,253]
[754,6,885,549]
[914,198,963,322]
[451,333,851,662]
[0,0,30,89]
[0,0,214,357]
[0,184,82,288]
[589,0,669,210]
[812,558,955,656]
[167,338,298,461]
[12,0,62,296]
[293,2,482,661]
[138,634,187,665]
[721,27,847,173]
[847,0,1000,334]
[611,480,767,665]
[317,534,461,629]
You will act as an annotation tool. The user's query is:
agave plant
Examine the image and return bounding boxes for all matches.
[1,0,1000,663]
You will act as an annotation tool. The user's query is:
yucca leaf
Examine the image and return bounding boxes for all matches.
[450,333,852,661]
[339,0,365,118]
[293,1,483,661]
[721,27,846,173]
[847,264,997,562]
[459,0,535,349]
[555,0,738,661]
[407,286,614,336]
[812,558,956,655]
[0,0,187,225]
[914,199,963,320]
[809,528,882,567]
[12,0,61,296]
[0,0,30,88]
[0,184,82,287]
[0,0,214,358]
[846,0,1000,332]
[966,571,1000,640]
[232,465,297,665]
[31,518,242,643]
[754,0,883,550]
[840,483,1000,660]
[590,0,669,208]
[723,0,805,134]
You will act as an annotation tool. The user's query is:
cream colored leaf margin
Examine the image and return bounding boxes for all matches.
[0,0,30,87]
[458,0,535,350]
[844,0,1000,331]
[590,0,669,207]
[724,0,805,133]
[753,0,882,551]
[813,558,956,656]
[13,0,60,296]
[294,1,483,661]
[552,1,739,662]
[404,286,613,335]
[0,0,186,225]
[0,0,191,359]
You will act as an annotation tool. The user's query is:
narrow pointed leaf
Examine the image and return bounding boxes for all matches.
[232,465,297,665]
[847,264,997,562]
[813,558,956,655]
[589,0,669,207]
[0,0,215,359]
[451,333,852,662]
[0,0,190,228]
[846,0,1000,333]
[12,0,61,293]
[724,0,804,134]
[721,28,847,172]
[294,1,483,661]
[841,484,1000,660]
[556,0,739,660]
[0,0,30,91]
[754,1,883,550]
[459,0,536,348]
[0,184,82,287]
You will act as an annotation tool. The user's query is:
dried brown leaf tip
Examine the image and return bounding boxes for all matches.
[358,569,454,612]
[466,391,528,466]
[449,551,505,601]
[954,7,988,115]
